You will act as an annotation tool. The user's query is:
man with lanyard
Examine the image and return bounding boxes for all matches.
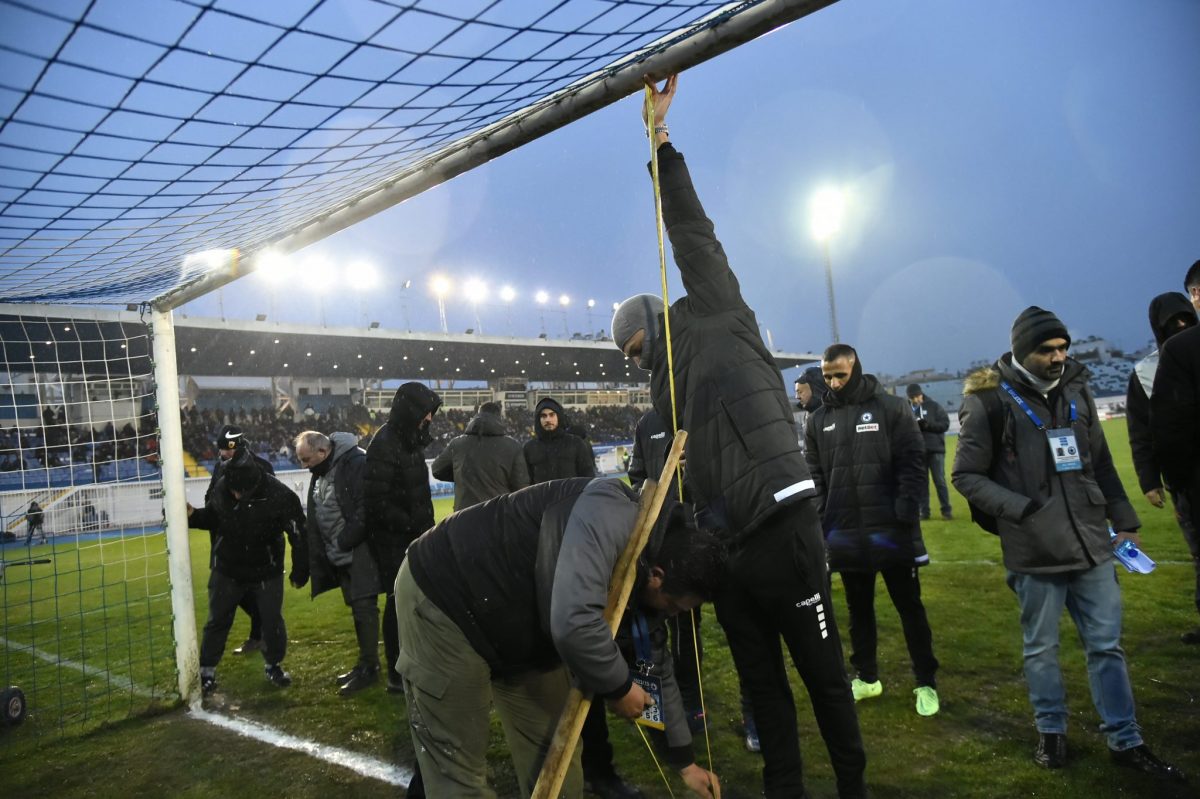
[953,306,1184,780]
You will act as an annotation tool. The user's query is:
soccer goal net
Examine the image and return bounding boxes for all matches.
[0,306,188,735]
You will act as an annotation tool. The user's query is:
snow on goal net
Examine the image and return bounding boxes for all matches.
[0,307,178,735]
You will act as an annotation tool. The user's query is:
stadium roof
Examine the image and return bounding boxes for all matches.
[1,304,819,382]
[0,0,836,307]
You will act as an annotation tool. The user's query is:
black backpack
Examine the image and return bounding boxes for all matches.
[966,389,1006,535]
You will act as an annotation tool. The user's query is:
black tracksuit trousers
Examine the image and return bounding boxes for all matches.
[714,500,867,799]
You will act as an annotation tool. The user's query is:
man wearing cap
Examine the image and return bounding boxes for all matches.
[206,425,276,655]
[611,75,865,799]
[953,306,1184,780]
[905,383,952,521]
[188,449,308,695]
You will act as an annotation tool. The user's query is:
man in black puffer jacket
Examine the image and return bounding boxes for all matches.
[1128,292,1198,643]
[205,425,275,656]
[524,397,596,483]
[806,344,939,716]
[188,449,308,696]
[365,381,442,693]
[611,76,865,799]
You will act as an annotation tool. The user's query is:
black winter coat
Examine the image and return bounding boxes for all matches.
[1152,324,1200,526]
[191,472,307,585]
[205,451,273,503]
[524,399,595,483]
[364,383,442,578]
[647,145,815,541]
[628,409,673,492]
[805,374,928,571]
[954,356,1139,574]
[913,398,950,453]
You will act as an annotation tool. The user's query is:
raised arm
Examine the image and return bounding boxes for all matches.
[645,75,746,317]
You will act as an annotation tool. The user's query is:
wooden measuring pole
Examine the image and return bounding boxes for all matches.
[530,430,688,799]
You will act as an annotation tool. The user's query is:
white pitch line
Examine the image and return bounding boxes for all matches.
[0,635,159,698]
[189,704,412,788]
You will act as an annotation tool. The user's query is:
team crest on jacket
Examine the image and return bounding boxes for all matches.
[856,411,879,433]
[860,412,873,423]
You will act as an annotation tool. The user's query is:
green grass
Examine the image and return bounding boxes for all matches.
[3,421,1199,797]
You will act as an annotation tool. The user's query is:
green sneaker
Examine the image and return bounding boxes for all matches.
[851,678,883,702]
[914,685,940,716]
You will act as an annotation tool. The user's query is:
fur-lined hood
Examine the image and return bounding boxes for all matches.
[963,366,1000,396]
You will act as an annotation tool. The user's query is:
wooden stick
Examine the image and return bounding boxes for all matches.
[531,431,688,798]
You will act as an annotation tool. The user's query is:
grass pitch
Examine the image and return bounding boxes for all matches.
[2,421,1198,797]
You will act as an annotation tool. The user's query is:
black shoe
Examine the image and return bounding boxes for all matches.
[339,665,378,696]
[1180,627,1200,645]
[386,669,404,694]
[265,664,292,688]
[335,665,362,686]
[233,638,263,655]
[1110,744,1187,781]
[201,672,218,696]
[941,511,954,521]
[1034,732,1067,769]
[584,774,645,799]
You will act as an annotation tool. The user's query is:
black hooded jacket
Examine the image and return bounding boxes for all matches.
[1127,292,1197,493]
[796,366,831,413]
[364,382,443,577]
[190,471,308,585]
[805,365,928,571]
[1152,322,1200,507]
[644,145,816,542]
[523,398,595,483]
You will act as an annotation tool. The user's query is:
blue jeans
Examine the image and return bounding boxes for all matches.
[1006,563,1142,751]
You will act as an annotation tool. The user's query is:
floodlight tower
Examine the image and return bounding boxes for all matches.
[559,294,570,338]
[346,260,379,327]
[810,186,847,344]
[500,285,516,335]
[431,275,452,334]
[535,290,549,336]
[463,278,487,335]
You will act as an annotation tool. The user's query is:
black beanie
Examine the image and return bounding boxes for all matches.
[1011,306,1070,365]
[906,383,923,399]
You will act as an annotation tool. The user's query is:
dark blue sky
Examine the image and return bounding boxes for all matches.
[183,0,1200,375]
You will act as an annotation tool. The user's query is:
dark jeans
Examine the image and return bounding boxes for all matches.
[920,451,952,517]
[714,500,866,799]
[840,566,939,687]
[337,565,380,669]
[200,571,286,668]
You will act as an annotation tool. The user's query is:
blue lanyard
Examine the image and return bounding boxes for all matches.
[999,381,1075,431]
[631,613,653,673]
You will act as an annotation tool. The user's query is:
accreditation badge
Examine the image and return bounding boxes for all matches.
[630,672,665,731]
[1046,427,1082,472]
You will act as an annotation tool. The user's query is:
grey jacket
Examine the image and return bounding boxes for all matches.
[306,431,381,599]
[952,355,1139,574]
[431,411,529,511]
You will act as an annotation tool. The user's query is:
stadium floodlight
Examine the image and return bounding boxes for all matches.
[587,298,595,308]
[558,294,570,306]
[346,261,379,292]
[500,285,516,302]
[557,295,570,337]
[535,290,549,304]
[430,274,451,333]
[463,279,487,335]
[810,186,848,343]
